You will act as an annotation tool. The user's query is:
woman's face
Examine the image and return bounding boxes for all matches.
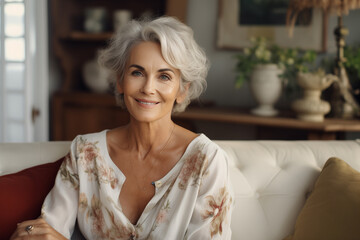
[118,41,186,123]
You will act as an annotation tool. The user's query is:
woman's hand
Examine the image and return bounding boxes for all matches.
[10,218,67,240]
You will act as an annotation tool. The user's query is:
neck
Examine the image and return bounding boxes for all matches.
[126,120,175,160]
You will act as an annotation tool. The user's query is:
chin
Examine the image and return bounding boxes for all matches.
[129,109,172,124]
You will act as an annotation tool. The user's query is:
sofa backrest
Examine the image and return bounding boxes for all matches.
[215,140,360,240]
[0,141,71,176]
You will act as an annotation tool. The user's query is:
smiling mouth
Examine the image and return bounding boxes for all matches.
[136,99,159,105]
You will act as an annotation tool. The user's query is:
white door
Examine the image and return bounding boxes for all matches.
[0,0,48,142]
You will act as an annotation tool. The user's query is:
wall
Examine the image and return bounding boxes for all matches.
[187,0,253,108]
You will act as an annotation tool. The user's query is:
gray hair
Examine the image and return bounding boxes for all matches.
[98,16,209,113]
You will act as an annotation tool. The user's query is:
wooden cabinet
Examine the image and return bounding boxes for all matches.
[52,92,130,140]
[50,0,188,140]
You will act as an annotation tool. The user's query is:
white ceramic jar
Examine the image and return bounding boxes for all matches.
[250,64,283,117]
[82,59,111,93]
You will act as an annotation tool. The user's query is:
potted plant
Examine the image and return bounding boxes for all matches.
[235,37,317,116]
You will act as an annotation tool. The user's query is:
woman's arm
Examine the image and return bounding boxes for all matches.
[40,139,80,239]
[185,146,234,240]
[11,137,81,240]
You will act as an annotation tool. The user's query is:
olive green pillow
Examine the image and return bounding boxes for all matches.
[284,157,360,240]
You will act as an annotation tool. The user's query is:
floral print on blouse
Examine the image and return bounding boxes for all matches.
[41,130,233,240]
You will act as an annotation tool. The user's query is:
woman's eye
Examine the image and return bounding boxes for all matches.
[131,71,143,77]
[160,74,171,81]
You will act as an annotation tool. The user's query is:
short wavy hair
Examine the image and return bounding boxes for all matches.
[98,16,209,113]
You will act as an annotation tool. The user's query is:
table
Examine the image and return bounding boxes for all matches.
[175,107,360,140]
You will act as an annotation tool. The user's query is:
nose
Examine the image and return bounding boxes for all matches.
[141,76,156,95]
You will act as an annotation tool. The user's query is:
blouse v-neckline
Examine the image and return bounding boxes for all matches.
[101,130,204,226]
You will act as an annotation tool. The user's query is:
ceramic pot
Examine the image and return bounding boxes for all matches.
[113,10,132,32]
[250,64,283,117]
[82,59,111,93]
[292,71,337,122]
[84,8,107,33]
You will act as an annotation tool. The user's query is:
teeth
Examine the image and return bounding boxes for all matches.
[138,100,157,105]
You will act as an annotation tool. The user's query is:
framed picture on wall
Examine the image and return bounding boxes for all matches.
[217,0,327,51]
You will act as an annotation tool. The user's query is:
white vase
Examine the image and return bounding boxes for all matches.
[82,59,111,93]
[113,10,132,32]
[292,71,337,122]
[250,64,283,117]
[84,7,107,33]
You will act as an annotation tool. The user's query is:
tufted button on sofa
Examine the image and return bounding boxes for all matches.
[1,140,360,240]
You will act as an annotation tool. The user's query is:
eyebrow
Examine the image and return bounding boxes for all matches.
[129,64,175,73]
[129,64,144,70]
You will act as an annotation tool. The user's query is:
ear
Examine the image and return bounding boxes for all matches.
[176,83,190,104]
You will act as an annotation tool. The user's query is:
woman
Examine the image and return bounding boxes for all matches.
[11,16,233,240]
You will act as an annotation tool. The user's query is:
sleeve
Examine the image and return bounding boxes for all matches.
[185,144,234,240]
[41,137,80,239]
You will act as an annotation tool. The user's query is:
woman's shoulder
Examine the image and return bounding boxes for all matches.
[70,130,109,153]
[74,129,108,141]
[189,133,221,152]
[182,132,227,165]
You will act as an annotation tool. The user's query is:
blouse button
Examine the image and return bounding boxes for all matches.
[155,181,162,188]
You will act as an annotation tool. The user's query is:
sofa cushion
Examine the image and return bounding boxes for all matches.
[284,157,360,240]
[0,157,64,240]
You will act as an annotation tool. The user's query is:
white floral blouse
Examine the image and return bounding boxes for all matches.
[41,130,233,240]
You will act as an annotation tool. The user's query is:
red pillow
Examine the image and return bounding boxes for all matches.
[0,157,64,240]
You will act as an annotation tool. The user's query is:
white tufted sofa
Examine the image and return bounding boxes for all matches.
[1,140,360,240]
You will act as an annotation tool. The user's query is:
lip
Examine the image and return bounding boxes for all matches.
[135,98,160,108]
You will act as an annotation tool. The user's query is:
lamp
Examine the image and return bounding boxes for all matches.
[287,0,360,118]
